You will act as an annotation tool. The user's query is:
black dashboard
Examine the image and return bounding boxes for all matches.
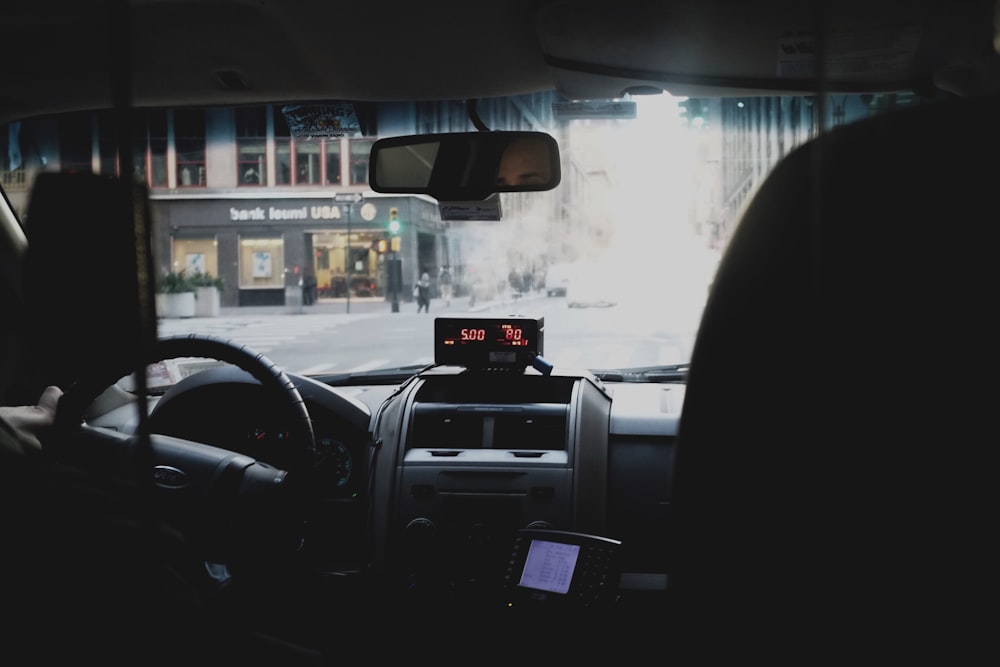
[362,364,681,612]
[117,318,681,618]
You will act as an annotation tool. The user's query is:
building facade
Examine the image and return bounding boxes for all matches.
[681,92,939,252]
[2,95,565,308]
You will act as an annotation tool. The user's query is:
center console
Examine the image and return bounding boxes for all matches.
[369,315,615,608]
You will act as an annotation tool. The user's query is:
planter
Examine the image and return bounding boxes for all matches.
[194,286,221,317]
[161,291,196,318]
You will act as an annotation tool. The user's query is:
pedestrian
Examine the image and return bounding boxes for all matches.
[415,272,431,313]
[508,268,522,293]
[301,271,317,305]
[439,266,453,307]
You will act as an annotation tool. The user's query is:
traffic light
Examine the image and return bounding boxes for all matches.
[390,236,401,252]
[678,98,706,128]
[388,206,401,235]
[375,237,388,253]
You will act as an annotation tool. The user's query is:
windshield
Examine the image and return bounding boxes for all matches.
[1,92,932,383]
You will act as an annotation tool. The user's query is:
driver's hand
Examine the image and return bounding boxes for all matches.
[0,385,64,457]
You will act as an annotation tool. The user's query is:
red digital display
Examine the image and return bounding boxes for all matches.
[434,316,543,368]
[454,324,525,345]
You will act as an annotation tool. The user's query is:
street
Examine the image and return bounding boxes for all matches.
[156,289,702,377]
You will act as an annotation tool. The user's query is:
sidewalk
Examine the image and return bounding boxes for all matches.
[219,296,389,317]
[216,291,545,317]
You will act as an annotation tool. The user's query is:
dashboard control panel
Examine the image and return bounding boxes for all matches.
[505,528,622,609]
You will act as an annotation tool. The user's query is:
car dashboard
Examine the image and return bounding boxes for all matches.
[364,364,680,614]
[86,319,681,637]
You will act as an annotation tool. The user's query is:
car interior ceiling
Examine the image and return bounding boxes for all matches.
[1,0,996,662]
[1,1,999,125]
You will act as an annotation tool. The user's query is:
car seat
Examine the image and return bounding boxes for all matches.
[669,95,995,661]
[3,172,326,665]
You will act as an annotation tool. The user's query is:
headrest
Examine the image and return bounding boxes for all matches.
[12,173,157,401]
[670,95,996,657]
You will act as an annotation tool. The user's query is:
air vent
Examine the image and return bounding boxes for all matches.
[410,403,568,450]
[411,412,482,448]
[493,412,566,449]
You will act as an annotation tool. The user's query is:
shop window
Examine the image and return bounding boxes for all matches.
[171,237,219,277]
[316,246,330,270]
[238,236,285,289]
[174,109,206,187]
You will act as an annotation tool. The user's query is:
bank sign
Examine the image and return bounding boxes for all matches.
[229,204,351,221]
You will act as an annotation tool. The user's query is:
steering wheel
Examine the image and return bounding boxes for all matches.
[52,333,317,577]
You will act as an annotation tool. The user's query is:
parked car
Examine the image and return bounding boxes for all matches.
[543,263,573,296]
[565,264,617,307]
[0,1,992,664]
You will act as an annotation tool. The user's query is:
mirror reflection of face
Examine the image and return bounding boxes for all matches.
[496,137,551,187]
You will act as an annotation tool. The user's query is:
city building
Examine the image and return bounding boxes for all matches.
[2,95,568,308]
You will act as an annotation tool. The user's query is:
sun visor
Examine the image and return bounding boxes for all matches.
[534,0,950,99]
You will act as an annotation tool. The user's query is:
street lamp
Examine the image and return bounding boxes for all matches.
[387,206,402,313]
[334,192,363,313]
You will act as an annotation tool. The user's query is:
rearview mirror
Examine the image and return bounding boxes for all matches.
[369,131,560,201]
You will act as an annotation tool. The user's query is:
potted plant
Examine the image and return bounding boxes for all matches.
[156,270,196,318]
[189,271,224,317]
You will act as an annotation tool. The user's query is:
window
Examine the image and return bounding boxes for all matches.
[237,107,267,186]
[174,109,205,187]
[141,110,169,187]
[349,138,374,184]
[274,107,292,185]
[297,141,322,185]
[274,105,326,186]
[325,138,341,184]
[1,121,27,191]
[239,236,285,288]
[172,237,219,277]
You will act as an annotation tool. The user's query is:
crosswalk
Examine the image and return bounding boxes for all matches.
[157,314,375,374]
[157,313,371,352]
